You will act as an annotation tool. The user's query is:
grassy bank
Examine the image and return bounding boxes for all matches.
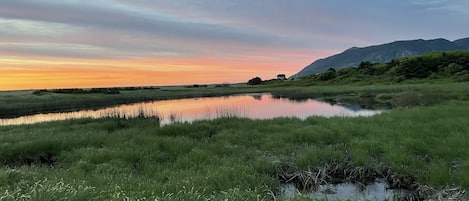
[0,85,265,118]
[1,99,469,200]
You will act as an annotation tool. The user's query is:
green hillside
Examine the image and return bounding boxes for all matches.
[295,50,469,84]
[293,38,469,78]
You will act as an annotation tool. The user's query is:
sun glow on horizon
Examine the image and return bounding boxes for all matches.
[0,53,317,91]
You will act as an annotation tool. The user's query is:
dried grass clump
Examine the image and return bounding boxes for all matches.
[273,162,466,201]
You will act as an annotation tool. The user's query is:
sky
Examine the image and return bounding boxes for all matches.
[0,0,468,90]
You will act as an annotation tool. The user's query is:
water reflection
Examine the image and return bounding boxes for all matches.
[282,180,412,201]
[251,94,263,100]
[0,93,384,126]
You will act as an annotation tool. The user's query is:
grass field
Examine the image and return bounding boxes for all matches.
[1,82,469,200]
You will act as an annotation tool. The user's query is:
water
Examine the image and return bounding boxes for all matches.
[282,180,413,201]
[0,93,384,126]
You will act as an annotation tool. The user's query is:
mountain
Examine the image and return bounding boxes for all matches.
[293,38,469,78]
[453,37,469,49]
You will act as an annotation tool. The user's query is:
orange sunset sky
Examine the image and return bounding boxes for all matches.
[1,1,467,91]
[1,49,331,90]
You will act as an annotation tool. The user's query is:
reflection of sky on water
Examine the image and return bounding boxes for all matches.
[0,93,384,126]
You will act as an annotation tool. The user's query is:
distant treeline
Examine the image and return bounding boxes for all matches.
[184,83,231,88]
[33,86,160,95]
[303,50,469,83]
[185,84,208,88]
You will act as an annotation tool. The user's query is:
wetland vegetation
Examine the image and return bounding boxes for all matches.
[1,98,469,200]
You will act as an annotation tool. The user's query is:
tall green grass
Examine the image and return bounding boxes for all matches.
[1,99,469,200]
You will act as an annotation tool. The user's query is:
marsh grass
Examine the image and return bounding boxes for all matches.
[390,90,444,108]
[270,82,469,110]
[1,82,469,200]
[0,99,468,200]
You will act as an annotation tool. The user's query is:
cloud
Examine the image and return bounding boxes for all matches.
[0,0,312,49]
[1,0,338,64]
[0,0,393,60]
[410,0,469,16]
[0,18,79,36]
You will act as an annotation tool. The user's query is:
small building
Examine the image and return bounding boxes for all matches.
[277,74,286,80]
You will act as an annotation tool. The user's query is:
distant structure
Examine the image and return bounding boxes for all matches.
[277,74,286,80]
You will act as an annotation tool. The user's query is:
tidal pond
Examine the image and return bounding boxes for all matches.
[0,93,383,126]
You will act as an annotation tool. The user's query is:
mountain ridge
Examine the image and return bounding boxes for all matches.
[293,37,469,78]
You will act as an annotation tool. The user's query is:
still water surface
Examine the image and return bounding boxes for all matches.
[0,93,383,126]
[282,180,412,201]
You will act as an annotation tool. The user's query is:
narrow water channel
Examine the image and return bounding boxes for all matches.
[0,93,384,126]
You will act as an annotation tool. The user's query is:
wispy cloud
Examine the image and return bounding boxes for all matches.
[411,0,469,15]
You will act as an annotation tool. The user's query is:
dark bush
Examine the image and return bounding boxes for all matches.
[318,68,337,81]
[247,77,262,85]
